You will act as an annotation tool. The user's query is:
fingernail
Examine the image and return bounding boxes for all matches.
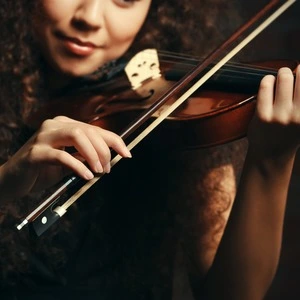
[95,161,103,173]
[125,149,132,158]
[104,162,111,173]
[85,170,94,180]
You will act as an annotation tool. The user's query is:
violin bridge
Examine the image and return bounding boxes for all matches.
[125,49,161,90]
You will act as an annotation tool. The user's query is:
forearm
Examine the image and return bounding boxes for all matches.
[202,147,295,300]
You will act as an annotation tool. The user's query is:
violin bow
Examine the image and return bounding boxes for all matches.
[16,0,296,236]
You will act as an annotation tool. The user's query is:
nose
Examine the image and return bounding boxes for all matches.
[73,0,103,31]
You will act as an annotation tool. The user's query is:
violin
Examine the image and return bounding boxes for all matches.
[16,0,297,236]
[28,50,299,148]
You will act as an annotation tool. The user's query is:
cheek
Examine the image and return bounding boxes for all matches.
[39,0,73,19]
[106,6,150,49]
[34,0,75,31]
[111,20,143,42]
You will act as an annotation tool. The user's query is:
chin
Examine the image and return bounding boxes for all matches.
[57,63,100,78]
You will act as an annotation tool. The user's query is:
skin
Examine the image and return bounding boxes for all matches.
[1,1,300,299]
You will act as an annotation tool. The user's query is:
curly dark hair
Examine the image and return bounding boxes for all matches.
[0,0,243,291]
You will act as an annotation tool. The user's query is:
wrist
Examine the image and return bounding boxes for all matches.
[246,145,296,179]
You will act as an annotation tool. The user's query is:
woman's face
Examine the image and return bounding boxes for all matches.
[32,0,151,77]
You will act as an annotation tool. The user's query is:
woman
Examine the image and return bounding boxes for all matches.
[0,0,299,299]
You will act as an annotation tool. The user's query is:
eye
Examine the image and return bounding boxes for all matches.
[113,0,140,8]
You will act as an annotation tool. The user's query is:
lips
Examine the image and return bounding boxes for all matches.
[55,31,98,56]
[65,36,97,48]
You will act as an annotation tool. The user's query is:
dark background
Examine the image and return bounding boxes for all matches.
[237,0,300,61]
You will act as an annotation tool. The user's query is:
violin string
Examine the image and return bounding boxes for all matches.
[160,56,277,85]
[158,52,278,78]
[158,50,276,70]
[58,0,296,213]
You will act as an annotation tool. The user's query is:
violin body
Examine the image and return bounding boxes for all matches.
[29,53,299,148]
